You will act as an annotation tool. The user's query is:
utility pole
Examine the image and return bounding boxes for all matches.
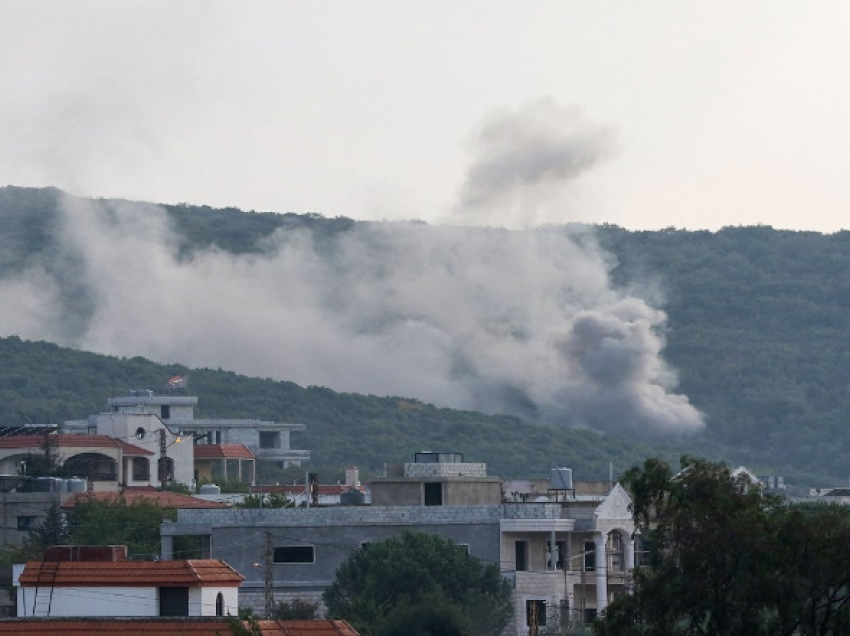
[264,532,274,618]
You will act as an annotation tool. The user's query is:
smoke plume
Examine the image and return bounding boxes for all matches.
[451,98,614,228]
[0,191,704,438]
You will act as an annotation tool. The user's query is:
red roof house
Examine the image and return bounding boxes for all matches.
[16,556,243,618]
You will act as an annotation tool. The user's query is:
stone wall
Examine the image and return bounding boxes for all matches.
[403,462,487,478]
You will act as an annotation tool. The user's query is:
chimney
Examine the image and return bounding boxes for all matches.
[346,466,360,489]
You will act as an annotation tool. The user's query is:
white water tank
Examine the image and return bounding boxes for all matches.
[550,468,573,491]
[67,478,87,493]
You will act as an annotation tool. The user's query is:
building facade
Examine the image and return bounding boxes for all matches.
[161,455,634,634]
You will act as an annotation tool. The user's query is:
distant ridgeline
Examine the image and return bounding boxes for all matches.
[2,186,850,486]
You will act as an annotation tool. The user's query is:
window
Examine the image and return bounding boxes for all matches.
[160,405,171,419]
[274,546,315,563]
[515,540,528,572]
[423,482,443,506]
[135,427,146,440]
[159,586,189,616]
[158,457,175,483]
[215,592,224,616]
[132,457,150,481]
[548,539,568,570]
[259,431,280,449]
[17,516,38,531]
[526,600,547,627]
[584,608,597,624]
[584,541,595,571]
[609,533,623,571]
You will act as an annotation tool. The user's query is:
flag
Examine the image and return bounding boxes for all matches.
[167,375,188,389]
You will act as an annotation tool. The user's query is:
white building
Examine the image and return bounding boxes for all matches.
[67,390,311,468]
[15,546,242,618]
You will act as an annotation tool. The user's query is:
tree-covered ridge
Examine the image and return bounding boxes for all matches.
[596,225,850,480]
[0,335,674,481]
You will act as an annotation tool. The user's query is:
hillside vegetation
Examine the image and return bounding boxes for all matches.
[1,186,849,487]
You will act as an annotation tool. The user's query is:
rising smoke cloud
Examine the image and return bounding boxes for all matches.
[0,98,704,438]
[450,98,614,228]
[0,191,704,438]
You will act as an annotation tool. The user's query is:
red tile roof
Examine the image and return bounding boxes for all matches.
[18,559,244,587]
[193,444,255,460]
[61,490,229,510]
[0,618,360,635]
[0,434,153,456]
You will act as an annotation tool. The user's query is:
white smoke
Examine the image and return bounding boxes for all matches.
[450,98,614,228]
[0,99,704,438]
[0,191,704,438]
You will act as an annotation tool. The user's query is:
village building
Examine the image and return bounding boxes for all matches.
[160,453,635,634]
[14,545,242,618]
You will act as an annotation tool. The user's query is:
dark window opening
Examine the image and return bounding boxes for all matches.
[548,539,568,570]
[526,600,547,627]
[158,457,175,483]
[17,516,38,531]
[423,482,443,506]
[274,546,315,563]
[160,405,170,419]
[215,592,224,616]
[515,540,528,572]
[584,541,596,571]
[259,431,280,449]
[132,457,150,481]
[584,608,597,624]
[159,586,189,616]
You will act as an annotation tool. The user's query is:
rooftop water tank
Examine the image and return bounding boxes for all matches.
[67,478,87,493]
[340,489,366,506]
[199,483,221,495]
[550,468,573,491]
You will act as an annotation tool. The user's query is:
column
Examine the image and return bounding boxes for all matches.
[594,533,608,612]
[549,530,557,571]
[161,534,174,560]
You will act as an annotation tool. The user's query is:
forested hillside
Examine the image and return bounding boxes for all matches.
[1,186,849,487]
[0,335,672,481]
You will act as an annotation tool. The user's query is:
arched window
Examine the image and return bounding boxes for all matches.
[216,591,224,616]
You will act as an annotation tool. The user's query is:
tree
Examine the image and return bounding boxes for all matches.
[594,457,850,636]
[271,598,318,620]
[24,502,69,554]
[236,492,294,509]
[323,531,513,636]
[66,497,174,559]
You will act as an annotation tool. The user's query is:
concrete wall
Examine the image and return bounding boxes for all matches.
[0,492,68,547]
[195,586,239,616]
[370,478,502,506]
[369,481,422,506]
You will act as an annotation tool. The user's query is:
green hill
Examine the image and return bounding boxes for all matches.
[0,335,676,481]
[2,186,849,487]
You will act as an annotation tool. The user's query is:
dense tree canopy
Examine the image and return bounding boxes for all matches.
[594,458,850,636]
[323,531,513,636]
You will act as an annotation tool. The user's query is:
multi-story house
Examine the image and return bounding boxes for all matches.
[77,390,311,468]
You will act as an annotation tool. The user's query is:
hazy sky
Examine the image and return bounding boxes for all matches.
[2,1,849,231]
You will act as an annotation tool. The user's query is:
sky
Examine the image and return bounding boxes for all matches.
[2,1,850,232]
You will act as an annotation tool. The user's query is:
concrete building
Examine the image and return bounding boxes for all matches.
[81,390,311,468]
[15,546,242,618]
[160,455,634,634]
